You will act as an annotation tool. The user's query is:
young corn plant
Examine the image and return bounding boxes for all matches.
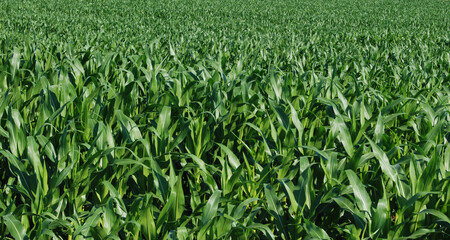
[1,0,449,239]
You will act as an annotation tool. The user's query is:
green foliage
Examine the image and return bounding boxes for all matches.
[0,0,449,239]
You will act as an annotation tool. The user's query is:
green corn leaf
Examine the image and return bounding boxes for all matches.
[233,198,259,220]
[332,197,359,216]
[3,214,27,240]
[185,153,208,173]
[156,193,176,231]
[157,106,171,139]
[269,100,290,131]
[288,100,304,146]
[73,207,103,238]
[150,157,169,202]
[224,164,243,195]
[115,109,142,142]
[247,223,276,240]
[332,115,354,158]
[264,184,288,239]
[371,195,388,238]
[278,178,299,214]
[140,206,157,240]
[217,143,240,169]
[201,190,221,226]
[345,170,372,214]
[419,209,450,224]
[303,219,330,240]
[367,137,398,184]
[397,229,436,240]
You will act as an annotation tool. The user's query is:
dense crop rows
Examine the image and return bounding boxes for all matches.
[1,0,449,239]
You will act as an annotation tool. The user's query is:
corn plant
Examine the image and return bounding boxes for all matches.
[0,0,449,239]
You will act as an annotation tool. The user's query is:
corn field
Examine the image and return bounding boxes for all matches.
[0,0,449,239]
